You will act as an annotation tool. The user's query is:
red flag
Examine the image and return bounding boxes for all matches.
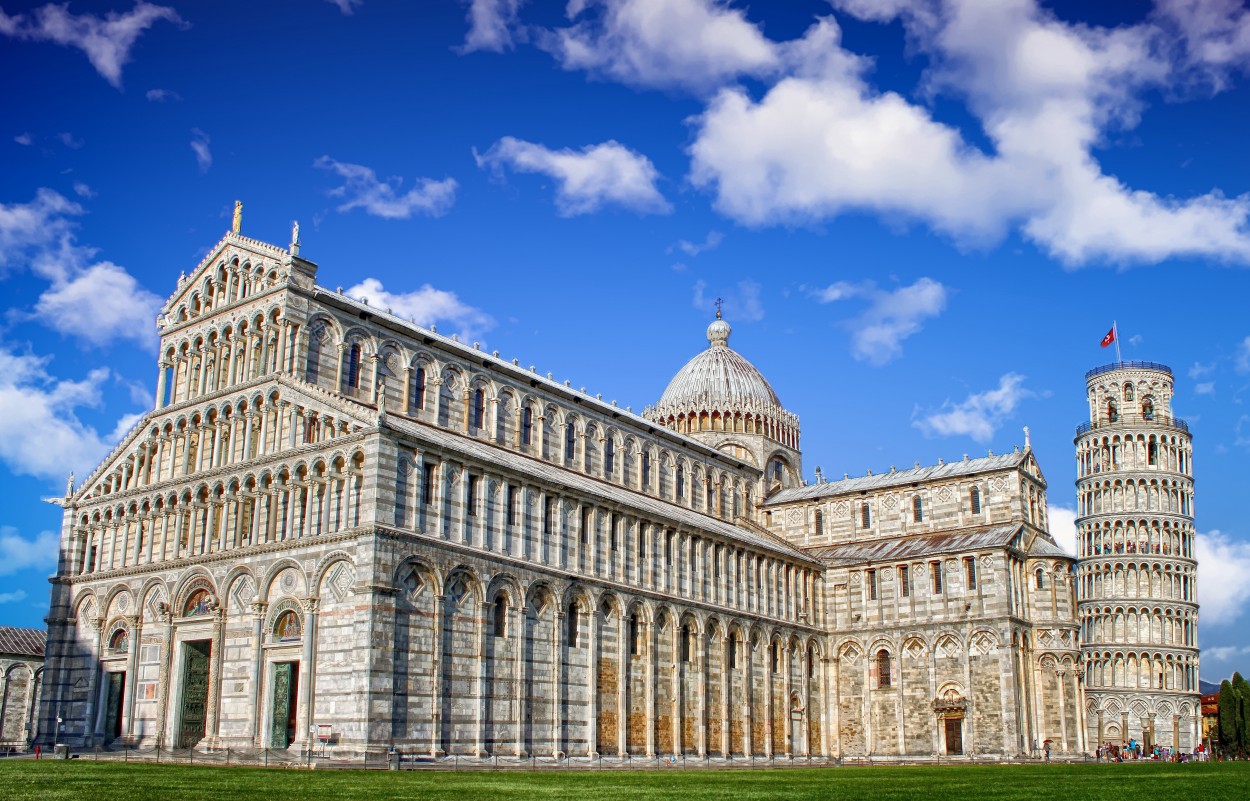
[1100,327,1116,348]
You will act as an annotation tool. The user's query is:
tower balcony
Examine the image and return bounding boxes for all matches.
[1075,415,1189,438]
[1085,361,1173,381]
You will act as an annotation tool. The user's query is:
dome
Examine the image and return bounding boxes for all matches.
[654,314,783,412]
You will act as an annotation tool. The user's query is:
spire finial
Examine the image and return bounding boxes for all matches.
[291,220,301,256]
[232,200,242,234]
[1023,425,1031,449]
[714,297,723,319]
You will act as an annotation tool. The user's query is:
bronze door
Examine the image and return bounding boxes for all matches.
[104,672,125,740]
[944,717,963,755]
[178,641,211,748]
[269,662,298,748]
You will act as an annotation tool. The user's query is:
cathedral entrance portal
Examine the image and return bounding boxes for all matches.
[944,717,964,756]
[269,661,299,749]
[103,671,125,741]
[177,640,211,748]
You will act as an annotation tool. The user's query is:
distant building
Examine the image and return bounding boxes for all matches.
[1200,690,1219,749]
[1,626,46,749]
[31,226,1199,760]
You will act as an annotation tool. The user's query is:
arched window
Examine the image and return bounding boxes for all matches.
[814,509,824,535]
[1107,400,1119,423]
[861,502,871,528]
[565,423,576,462]
[728,632,738,669]
[413,366,427,410]
[346,343,361,389]
[876,649,891,688]
[471,388,485,430]
[273,610,301,642]
[493,595,508,638]
[772,459,783,483]
[641,451,651,488]
[567,602,580,647]
[604,437,615,475]
[629,613,642,656]
[680,624,693,663]
[676,465,685,499]
[1035,568,1046,589]
[913,495,924,522]
[970,486,981,515]
[184,589,212,617]
[1124,383,1134,401]
[1142,398,1154,421]
[521,406,533,446]
[109,628,129,653]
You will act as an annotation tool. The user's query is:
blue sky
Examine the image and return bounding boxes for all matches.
[2,0,1249,679]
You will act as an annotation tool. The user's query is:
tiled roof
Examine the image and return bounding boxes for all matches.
[765,452,1028,505]
[1029,536,1074,558]
[805,524,1024,567]
[0,626,46,659]
[384,415,817,564]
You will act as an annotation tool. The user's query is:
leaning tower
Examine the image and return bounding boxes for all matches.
[1074,361,1201,753]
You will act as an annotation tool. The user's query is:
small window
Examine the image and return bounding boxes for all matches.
[1124,383,1134,402]
[467,474,479,516]
[471,389,485,430]
[970,486,981,515]
[900,565,910,597]
[642,451,651,488]
[521,406,533,446]
[814,509,824,535]
[610,513,620,551]
[565,423,576,462]
[414,367,427,410]
[1107,400,1119,423]
[664,530,673,565]
[1142,398,1154,421]
[706,482,713,510]
[728,633,738,669]
[931,562,943,594]
[1035,568,1046,589]
[861,502,871,528]
[913,495,923,522]
[772,460,783,483]
[506,485,518,525]
[493,595,507,638]
[771,642,781,673]
[638,524,647,560]
[1148,439,1158,465]
[543,496,554,535]
[567,603,579,648]
[629,614,642,656]
[680,624,693,663]
[581,507,592,545]
[807,646,817,679]
[676,465,685,499]
[867,569,878,600]
[422,463,435,506]
[965,556,977,590]
[876,650,891,687]
[605,437,615,475]
[347,343,361,389]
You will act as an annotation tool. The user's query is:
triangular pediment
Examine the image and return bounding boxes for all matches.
[160,232,313,324]
[1021,450,1045,485]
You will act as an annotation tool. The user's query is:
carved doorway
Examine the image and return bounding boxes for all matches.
[270,661,299,748]
[944,717,964,755]
[178,640,211,748]
[104,672,125,741]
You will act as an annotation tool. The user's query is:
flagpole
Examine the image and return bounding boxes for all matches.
[1114,320,1122,365]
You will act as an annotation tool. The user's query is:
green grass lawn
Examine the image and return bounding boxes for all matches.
[2,759,1248,801]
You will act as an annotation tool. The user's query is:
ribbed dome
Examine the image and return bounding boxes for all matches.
[655,316,783,411]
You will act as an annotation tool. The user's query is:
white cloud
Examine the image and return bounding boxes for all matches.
[344,277,494,342]
[1189,360,1215,379]
[461,0,525,53]
[0,2,184,89]
[1155,0,1250,83]
[1196,529,1250,627]
[0,346,135,481]
[686,3,1250,266]
[539,0,781,94]
[145,87,180,102]
[326,0,364,14]
[0,188,83,275]
[476,136,670,216]
[1235,335,1250,373]
[34,262,161,349]
[670,230,723,257]
[190,128,211,173]
[914,373,1032,443]
[72,181,94,198]
[0,526,59,577]
[14,132,32,146]
[1046,504,1077,556]
[1195,381,1215,395]
[692,278,764,322]
[315,156,457,219]
[56,132,82,149]
[814,277,947,364]
[0,589,28,604]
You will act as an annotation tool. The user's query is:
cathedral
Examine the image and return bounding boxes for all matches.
[34,221,1201,760]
